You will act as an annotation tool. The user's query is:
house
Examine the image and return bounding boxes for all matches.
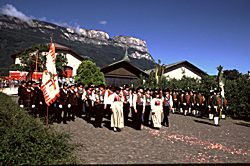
[11,43,87,77]
[146,60,207,80]
[101,49,148,86]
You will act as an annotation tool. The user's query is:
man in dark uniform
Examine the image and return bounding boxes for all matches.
[84,87,93,123]
[30,81,38,117]
[77,84,84,118]
[132,87,145,130]
[184,90,191,116]
[94,85,105,128]
[59,83,68,124]
[144,88,152,126]
[172,89,178,113]
[208,90,215,120]
[197,90,205,118]
[35,82,46,118]
[122,84,131,125]
[23,81,32,111]
[68,84,78,121]
[18,81,26,108]
[162,88,172,127]
[178,90,185,115]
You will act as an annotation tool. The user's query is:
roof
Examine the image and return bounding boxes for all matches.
[145,60,207,76]
[11,43,88,61]
[101,53,148,78]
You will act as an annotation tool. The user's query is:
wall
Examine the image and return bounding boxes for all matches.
[65,53,82,76]
[164,66,201,80]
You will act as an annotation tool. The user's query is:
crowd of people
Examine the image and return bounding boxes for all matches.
[17,81,228,132]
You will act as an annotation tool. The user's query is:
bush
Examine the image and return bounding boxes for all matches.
[0,93,75,165]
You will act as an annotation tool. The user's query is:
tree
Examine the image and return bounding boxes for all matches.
[75,60,105,85]
[11,44,67,72]
[155,59,166,89]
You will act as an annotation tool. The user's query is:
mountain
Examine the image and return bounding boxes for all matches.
[0,15,156,73]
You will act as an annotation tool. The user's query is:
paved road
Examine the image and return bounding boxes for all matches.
[52,113,250,164]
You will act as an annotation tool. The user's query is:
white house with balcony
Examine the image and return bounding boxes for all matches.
[146,60,207,80]
[11,43,87,77]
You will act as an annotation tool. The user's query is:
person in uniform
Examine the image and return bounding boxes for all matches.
[35,81,46,118]
[59,83,69,124]
[83,86,94,123]
[172,89,178,113]
[151,89,163,129]
[197,91,205,118]
[104,86,114,120]
[94,84,106,128]
[18,81,27,108]
[162,88,173,127]
[178,90,185,114]
[24,81,32,111]
[77,84,84,118]
[143,88,152,126]
[30,81,38,117]
[122,84,131,125]
[190,90,196,116]
[184,90,191,116]
[67,84,78,121]
[208,90,215,120]
[132,87,145,130]
[110,87,124,132]
[212,89,221,126]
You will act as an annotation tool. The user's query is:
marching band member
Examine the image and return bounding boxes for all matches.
[197,91,205,118]
[178,90,185,114]
[94,84,106,128]
[104,86,114,120]
[18,81,26,108]
[172,89,178,113]
[133,87,145,130]
[122,84,132,125]
[143,88,152,126]
[59,83,69,124]
[162,88,173,127]
[184,90,191,116]
[83,86,94,123]
[67,84,78,121]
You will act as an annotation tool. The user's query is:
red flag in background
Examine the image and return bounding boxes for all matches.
[41,42,60,106]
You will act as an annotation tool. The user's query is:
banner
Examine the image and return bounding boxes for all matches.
[41,43,60,106]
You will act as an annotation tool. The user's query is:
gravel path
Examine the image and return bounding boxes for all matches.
[52,113,250,164]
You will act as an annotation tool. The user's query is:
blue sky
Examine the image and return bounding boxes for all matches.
[0,0,250,75]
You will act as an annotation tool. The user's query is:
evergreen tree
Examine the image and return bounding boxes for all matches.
[75,60,105,85]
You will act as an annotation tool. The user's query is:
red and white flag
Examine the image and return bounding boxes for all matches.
[41,43,60,106]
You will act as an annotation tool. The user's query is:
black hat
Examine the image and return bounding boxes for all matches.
[124,84,130,89]
[136,87,144,92]
[164,88,170,92]
[63,83,68,87]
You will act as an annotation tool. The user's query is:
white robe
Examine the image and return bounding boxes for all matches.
[110,93,124,128]
[151,98,163,128]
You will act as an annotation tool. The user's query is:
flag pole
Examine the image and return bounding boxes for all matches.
[46,105,49,127]
[46,35,53,128]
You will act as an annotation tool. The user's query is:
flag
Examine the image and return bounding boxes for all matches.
[41,43,60,106]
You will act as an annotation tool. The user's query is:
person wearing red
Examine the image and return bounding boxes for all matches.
[110,87,124,132]
[143,88,152,126]
[122,84,131,125]
[162,88,173,127]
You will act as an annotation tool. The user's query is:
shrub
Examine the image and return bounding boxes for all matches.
[0,93,75,165]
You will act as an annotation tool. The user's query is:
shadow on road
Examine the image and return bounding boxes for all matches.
[234,122,250,127]
[193,119,215,126]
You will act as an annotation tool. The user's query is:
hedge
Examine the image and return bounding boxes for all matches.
[0,92,76,165]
